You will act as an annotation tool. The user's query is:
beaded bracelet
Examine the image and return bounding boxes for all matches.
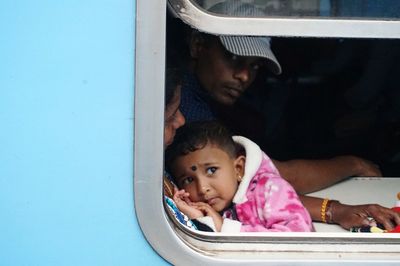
[321,198,330,223]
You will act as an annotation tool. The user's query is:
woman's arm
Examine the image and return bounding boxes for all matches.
[300,195,400,230]
[273,155,381,194]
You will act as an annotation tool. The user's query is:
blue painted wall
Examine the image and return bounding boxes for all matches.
[0,1,166,265]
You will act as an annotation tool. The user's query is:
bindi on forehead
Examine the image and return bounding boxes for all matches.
[190,165,197,171]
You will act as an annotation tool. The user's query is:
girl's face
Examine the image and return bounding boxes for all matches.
[170,143,245,212]
[164,86,185,148]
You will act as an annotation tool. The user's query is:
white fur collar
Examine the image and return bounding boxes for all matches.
[232,136,263,204]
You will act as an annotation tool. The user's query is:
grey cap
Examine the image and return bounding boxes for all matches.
[209,0,282,75]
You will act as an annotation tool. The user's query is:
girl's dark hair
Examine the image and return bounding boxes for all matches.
[165,121,237,171]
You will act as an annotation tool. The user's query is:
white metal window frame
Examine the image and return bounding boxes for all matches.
[168,0,400,38]
[134,0,400,265]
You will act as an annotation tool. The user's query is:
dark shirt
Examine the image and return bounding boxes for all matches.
[179,72,267,146]
[180,72,216,122]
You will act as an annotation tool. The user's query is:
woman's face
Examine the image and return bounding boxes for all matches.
[164,85,185,148]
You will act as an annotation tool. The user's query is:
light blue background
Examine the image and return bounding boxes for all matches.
[0,1,166,265]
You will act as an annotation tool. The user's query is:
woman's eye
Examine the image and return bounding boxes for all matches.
[206,167,217,175]
[181,176,194,186]
[165,112,177,124]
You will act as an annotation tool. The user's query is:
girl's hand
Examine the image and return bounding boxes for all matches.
[173,188,204,219]
[331,201,400,230]
[191,202,223,232]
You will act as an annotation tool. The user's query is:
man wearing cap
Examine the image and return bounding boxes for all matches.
[180,31,280,122]
[174,0,400,231]
[180,0,281,123]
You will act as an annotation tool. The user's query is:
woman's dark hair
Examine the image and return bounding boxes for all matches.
[165,67,182,107]
[165,38,182,107]
[165,121,237,171]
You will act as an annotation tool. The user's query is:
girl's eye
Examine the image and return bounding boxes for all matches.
[206,167,217,175]
[181,176,194,186]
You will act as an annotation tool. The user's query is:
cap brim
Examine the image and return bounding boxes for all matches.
[219,35,282,75]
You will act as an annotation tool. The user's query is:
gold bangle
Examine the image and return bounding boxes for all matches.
[321,198,330,223]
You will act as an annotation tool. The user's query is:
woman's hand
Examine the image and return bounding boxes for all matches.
[173,188,204,219]
[331,201,400,230]
[191,202,223,232]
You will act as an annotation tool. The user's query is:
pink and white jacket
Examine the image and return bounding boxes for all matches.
[199,136,314,232]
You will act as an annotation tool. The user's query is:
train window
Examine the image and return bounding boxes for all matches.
[135,0,400,264]
[190,0,400,20]
[168,0,400,38]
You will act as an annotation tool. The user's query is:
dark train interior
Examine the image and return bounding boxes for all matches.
[167,16,400,177]
[242,37,400,176]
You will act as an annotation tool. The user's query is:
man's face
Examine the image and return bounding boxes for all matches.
[192,37,264,106]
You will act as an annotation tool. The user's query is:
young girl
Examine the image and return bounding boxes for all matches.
[165,121,313,232]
